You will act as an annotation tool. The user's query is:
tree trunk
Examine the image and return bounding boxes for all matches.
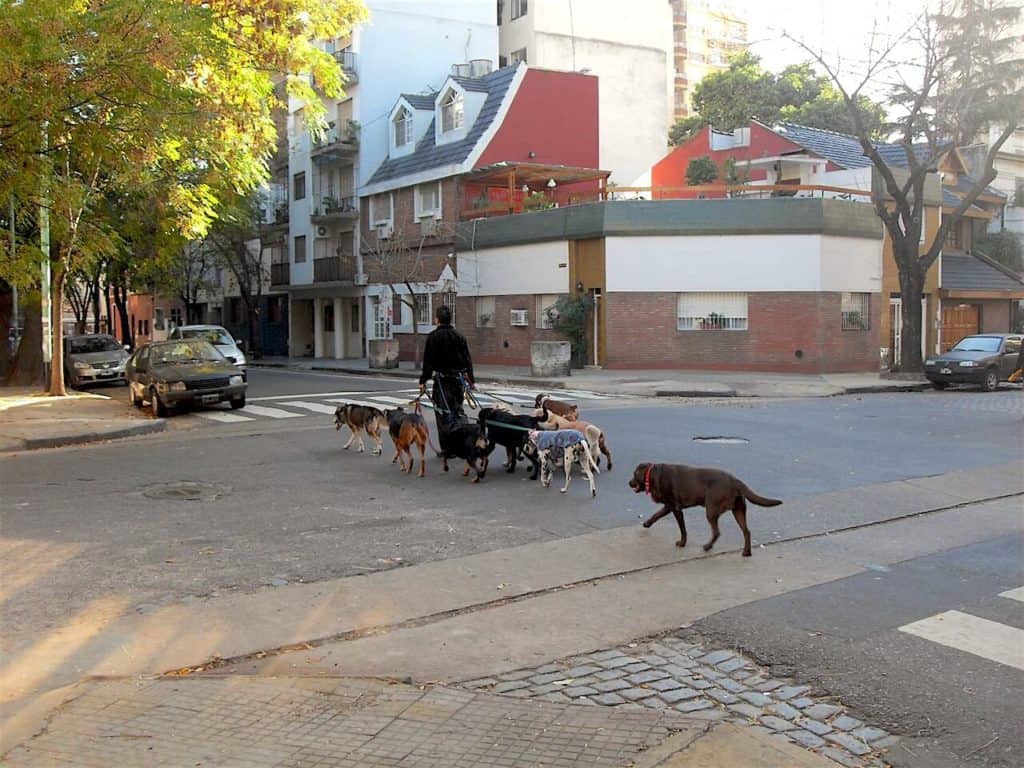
[113,283,133,348]
[91,275,101,333]
[0,281,12,381]
[104,281,113,336]
[6,290,44,386]
[894,240,927,372]
[48,266,67,395]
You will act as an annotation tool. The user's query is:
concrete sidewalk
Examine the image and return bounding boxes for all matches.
[0,387,164,453]
[250,356,932,398]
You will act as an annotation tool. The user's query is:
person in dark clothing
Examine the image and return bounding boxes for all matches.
[419,305,475,433]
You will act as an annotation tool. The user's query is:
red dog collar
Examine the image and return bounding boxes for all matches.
[644,464,655,495]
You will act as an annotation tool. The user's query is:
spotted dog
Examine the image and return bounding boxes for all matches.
[527,429,599,497]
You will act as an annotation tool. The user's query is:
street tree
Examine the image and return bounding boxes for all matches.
[0,0,367,394]
[787,0,1022,371]
[685,156,719,186]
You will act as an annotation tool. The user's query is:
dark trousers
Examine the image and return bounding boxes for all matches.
[431,374,465,435]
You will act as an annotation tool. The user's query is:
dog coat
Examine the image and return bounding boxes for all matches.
[533,429,585,451]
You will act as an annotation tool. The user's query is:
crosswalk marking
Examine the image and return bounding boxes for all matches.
[368,395,417,407]
[998,586,1024,603]
[240,404,303,419]
[197,411,254,423]
[279,400,340,415]
[898,610,1024,671]
[324,398,397,410]
[249,390,365,403]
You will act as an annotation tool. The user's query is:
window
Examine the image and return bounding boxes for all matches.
[498,54,508,68]
[154,308,165,331]
[511,0,527,20]
[441,292,457,326]
[676,292,748,331]
[416,182,442,219]
[1015,177,1024,207]
[1004,336,1021,355]
[371,193,393,225]
[497,0,503,25]
[535,294,563,329]
[170,308,182,328]
[509,47,527,65]
[373,296,391,339]
[268,297,284,324]
[293,172,306,201]
[414,294,432,327]
[294,235,307,264]
[394,107,413,147]
[350,301,359,333]
[476,296,495,328]
[324,303,334,332]
[440,89,464,133]
[841,293,871,331]
[944,222,963,251]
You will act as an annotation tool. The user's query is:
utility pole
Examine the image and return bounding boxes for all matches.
[40,122,52,385]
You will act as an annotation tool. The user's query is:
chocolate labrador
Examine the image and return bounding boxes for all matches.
[629,462,782,557]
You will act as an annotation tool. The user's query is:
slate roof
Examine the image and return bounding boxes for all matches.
[941,251,1024,292]
[366,66,520,188]
[400,93,437,111]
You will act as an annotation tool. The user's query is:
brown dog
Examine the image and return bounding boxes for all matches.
[334,403,386,455]
[385,408,429,477]
[629,463,782,557]
[535,393,579,421]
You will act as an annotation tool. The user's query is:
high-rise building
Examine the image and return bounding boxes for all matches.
[669,0,748,121]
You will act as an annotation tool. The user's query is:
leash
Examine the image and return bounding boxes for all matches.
[407,394,444,455]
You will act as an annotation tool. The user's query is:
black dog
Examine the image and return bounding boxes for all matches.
[478,406,548,478]
[437,416,491,483]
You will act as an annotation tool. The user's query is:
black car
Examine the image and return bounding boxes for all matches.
[924,333,1023,391]
[63,334,130,388]
[126,339,247,417]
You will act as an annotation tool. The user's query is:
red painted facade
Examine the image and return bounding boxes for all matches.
[651,123,816,199]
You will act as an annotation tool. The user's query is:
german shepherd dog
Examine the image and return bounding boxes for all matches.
[385,408,429,478]
[333,403,386,455]
[534,393,579,421]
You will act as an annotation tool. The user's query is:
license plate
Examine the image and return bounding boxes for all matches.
[200,394,220,404]
[940,368,952,374]
[98,371,115,377]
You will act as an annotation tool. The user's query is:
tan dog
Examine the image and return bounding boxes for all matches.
[534,393,579,421]
[538,411,612,470]
[384,408,429,477]
[334,403,386,455]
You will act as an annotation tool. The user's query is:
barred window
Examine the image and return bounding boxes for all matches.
[476,296,495,328]
[841,292,870,330]
[535,294,564,329]
[441,292,457,326]
[677,292,748,331]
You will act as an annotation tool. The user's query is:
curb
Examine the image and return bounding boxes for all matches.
[655,389,739,398]
[1,419,167,453]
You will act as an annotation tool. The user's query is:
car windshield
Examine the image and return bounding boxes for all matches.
[67,336,122,354]
[180,328,234,346]
[151,341,225,365]
[951,336,1001,353]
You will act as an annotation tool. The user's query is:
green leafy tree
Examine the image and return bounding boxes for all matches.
[686,156,719,186]
[545,293,594,369]
[668,116,707,146]
[975,230,1022,273]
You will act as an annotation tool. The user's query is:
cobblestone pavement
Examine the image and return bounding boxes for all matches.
[462,635,899,768]
[4,676,701,767]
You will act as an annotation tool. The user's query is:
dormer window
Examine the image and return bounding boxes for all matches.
[394,108,413,147]
[440,89,464,133]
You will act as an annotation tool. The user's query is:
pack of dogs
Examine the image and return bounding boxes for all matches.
[335,391,783,557]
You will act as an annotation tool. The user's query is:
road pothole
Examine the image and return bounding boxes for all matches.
[142,481,232,502]
[692,436,750,444]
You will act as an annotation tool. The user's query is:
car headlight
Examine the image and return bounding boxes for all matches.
[73,360,91,371]
[235,354,246,367]
[229,375,244,386]
[959,361,977,367]
[924,359,936,366]
[160,381,187,393]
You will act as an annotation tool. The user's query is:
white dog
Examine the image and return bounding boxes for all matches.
[527,429,599,497]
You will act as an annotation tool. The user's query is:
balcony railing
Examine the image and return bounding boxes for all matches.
[311,122,359,163]
[333,49,358,83]
[311,195,358,223]
[313,255,355,283]
[270,262,290,287]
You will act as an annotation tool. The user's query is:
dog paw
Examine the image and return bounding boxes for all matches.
[742,550,752,557]
[641,521,652,529]
[591,490,596,498]
[676,540,687,548]
[702,544,713,552]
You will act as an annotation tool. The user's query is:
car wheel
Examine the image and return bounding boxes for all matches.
[230,395,246,410]
[930,380,948,390]
[982,368,999,392]
[150,388,169,418]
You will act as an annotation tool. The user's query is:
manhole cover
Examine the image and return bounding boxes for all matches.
[141,481,232,502]
[692,436,749,444]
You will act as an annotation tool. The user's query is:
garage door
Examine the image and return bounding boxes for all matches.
[940,304,979,352]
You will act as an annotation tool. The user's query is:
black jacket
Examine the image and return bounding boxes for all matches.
[420,324,474,385]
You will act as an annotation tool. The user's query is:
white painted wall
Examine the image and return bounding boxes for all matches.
[605,234,881,293]
[457,241,569,296]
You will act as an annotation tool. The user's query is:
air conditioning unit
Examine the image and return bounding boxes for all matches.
[315,225,331,238]
[419,217,438,236]
[376,223,392,239]
[510,309,529,327]
[354,273,368,286]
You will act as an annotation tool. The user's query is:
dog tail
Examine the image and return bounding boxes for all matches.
[581,441,600,474]
[741,484,782,507]
[598,432,612,470]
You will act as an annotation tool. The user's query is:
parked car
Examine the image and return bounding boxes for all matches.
[924,333,1023,391]
[126,339,247,417]
[168,324,247,377]
[63,334,130,388]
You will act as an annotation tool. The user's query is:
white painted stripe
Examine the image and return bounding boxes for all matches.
[368,395,417,406]
[552,389,610,399]
[249,391,366,402]
[324,398,396,410]
[278,400,341,415]
[197,411,254,423]
[898,610,1024,671]
[240,404,303,419]
[998,587,1024,603]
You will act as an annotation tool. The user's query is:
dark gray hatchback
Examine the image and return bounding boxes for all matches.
[126,340,247,417]
[924,333,1023,391]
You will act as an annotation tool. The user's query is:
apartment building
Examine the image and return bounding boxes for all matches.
[669,0,748,120]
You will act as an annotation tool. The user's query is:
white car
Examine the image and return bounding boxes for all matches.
[168,325,247,378]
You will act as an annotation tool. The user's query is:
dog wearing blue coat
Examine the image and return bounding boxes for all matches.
[527,428,600,497]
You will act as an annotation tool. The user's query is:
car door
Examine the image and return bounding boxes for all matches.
[1001,337,1022,378]
[130,346,151,395]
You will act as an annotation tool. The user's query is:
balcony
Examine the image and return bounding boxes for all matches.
[259,201,290,233]
[311,195,358,225]
[270,262,290,287]
[311,122,359,164]
[313,255,355,284]
[333,49,358,85]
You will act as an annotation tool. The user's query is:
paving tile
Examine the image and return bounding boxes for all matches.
[872,734,901,750]
[461,678,497,689]
[564,665,602,678]
[626,670,670,685]
[820,747,865,768]
[563,686,598,699]
[619,688,657,702]
[639,655,667,667]
[647,678,684,693]
[832,714,864,731]
[755,679,785,692]
[675,698,714,713]
[528,673,566,686]
[768,702,801,720]
[717,658,748,674]
[658,688,701,704]
[689,679,714,691]
[699,650,734,665]
[789,697,814,709]
[706,689,739,705]
[718,678,747,694]
[597,656,638,670]
[798,718,833,736]
[592,679,631,693]
[728,703,764,720]
[491,680,530,694]
[826,732,872,756]
[759,715,797,732]
[498,669,536,682]
[594,669,627,682]
[739,691,773,707]
[592,692,627,706]
[774,685,811,701]
[853,726,890,744]
[790,730,827,749]
[802,703,842,720]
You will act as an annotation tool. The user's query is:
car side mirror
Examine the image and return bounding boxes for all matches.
[124,345,131,351]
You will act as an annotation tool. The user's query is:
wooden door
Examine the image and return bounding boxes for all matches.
[940,304,979,352]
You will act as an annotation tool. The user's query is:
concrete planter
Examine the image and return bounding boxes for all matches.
[531,341,571,378]
[368,339,399,369]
